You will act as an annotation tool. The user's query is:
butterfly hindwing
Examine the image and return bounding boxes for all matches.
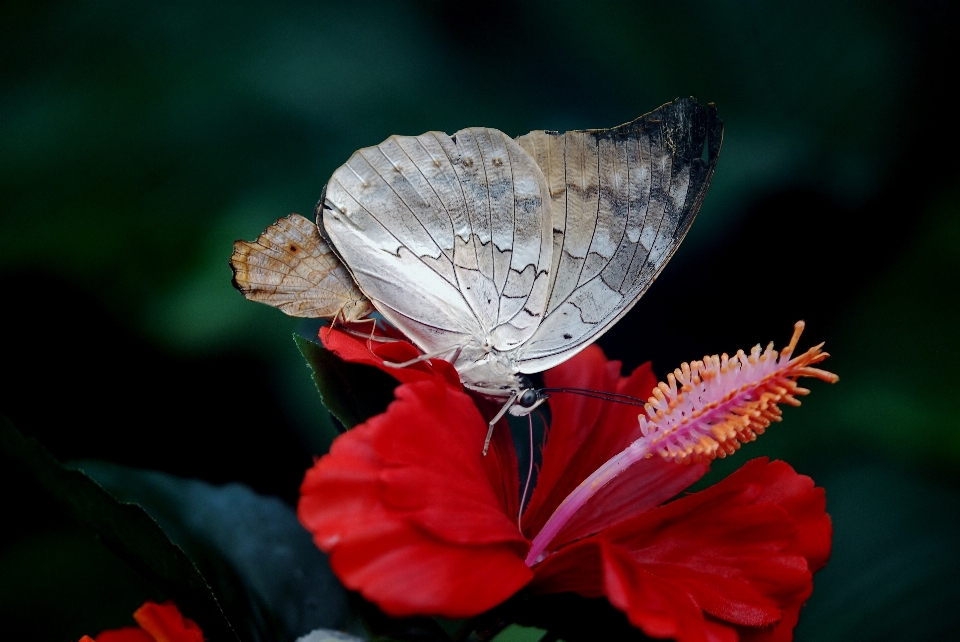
[320,127,553,360]
[229,213,372,320]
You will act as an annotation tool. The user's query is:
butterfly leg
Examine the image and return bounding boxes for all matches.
[331,313,376,334]
[330,302,349,330]
[363,316,379,350]
[382,346,458,369]
[483,391,519,456]
[334,318,400,344]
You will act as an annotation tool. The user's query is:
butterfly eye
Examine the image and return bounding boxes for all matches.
[518,389,541,408]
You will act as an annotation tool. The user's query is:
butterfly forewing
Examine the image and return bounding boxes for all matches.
[515,98,722,371]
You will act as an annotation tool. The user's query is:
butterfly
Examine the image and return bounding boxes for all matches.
[231,212,373,321]
[234,97,722,450]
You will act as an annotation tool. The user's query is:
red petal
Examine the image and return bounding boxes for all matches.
[740,461,832,573]
[602,543,742,642]
[738,600,804,642]
[319,328,520,511]
[530,459,830,640]
[131,601,203,642]
[470,394,521,520]
[298,436,389,549]
[720,460,831,642]
[330,523,532,618]
[299,378,533,617]
[320,327,461,388]
[370,383,524,545]
[524,345,703,540]
[530,540,737,642]
[609,460,826,629]
[526,531,604,597]
[93,630,154,642]
[320,327,520,508]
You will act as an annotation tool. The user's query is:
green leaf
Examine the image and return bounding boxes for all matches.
[294,333,397,431]
[0,415,240,642]
[77,460,353,642]
[491,624,551,642]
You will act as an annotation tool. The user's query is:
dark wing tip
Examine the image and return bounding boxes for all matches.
[650,97,723,168]
[599,97,723,169]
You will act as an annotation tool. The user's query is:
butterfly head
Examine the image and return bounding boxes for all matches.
[508,375,549,416]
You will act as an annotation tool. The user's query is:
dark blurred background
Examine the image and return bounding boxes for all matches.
[2,1,959,640]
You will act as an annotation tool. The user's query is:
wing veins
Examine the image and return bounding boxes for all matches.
[333,176,478,319]
[574,133,604,289]
[358,147,453,277]
[626,133,674,293]
[383,141,457,265]
[473,128,496,289]
[607,133,637,293]
[492,137,539,332]
[392,137,475,313]
[430,131,483,315]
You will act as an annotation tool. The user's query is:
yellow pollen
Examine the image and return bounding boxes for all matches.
[637,321,838,464]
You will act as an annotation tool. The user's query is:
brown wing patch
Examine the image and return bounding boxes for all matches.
[230,213,373,321]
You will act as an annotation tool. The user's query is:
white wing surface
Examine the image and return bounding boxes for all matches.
[515,98,723,372]
[320,127,553,361]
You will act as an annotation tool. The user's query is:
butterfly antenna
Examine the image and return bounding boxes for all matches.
[538,387,647,407]
[518,411,535,534]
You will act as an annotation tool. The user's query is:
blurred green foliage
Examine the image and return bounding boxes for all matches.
[2,0,959,640]
[810,187,960,461]
[0,0,916,342]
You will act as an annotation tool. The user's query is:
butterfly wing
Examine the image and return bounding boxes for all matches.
[230,213,373,320]
[515,97,723,371]
[320,127,553,361]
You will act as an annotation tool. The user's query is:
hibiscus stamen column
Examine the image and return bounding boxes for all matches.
[524,321,838,566]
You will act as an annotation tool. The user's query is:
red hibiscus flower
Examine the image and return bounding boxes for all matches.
[300,324,836,642]
[79,600,204,642]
